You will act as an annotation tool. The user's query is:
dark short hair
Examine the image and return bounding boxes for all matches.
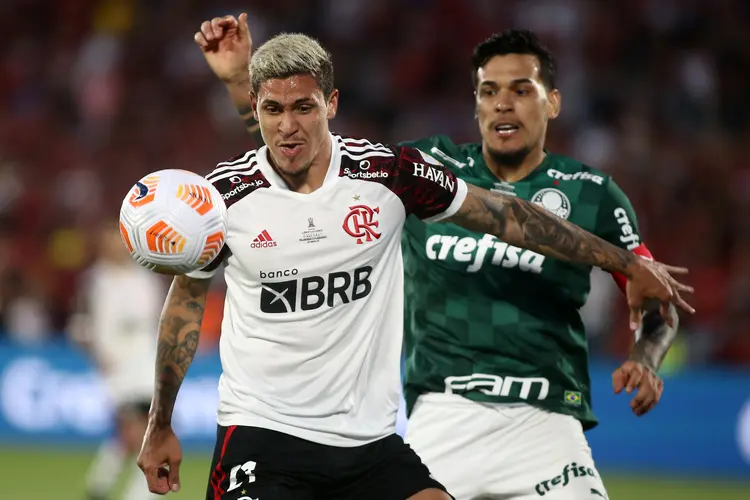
[471,29,556,90]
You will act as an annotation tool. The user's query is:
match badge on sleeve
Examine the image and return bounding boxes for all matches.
[417,149,443,166]
[531,188,571,219]
[564,390,582,407]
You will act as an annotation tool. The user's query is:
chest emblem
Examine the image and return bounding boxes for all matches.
[343,204,381,244]
[531,188,571,220]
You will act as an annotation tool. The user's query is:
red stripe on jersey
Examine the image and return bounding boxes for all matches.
[612,243,654,294]
[262,230,273,242]
[211,425,237,500]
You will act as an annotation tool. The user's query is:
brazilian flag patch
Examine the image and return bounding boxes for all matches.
[564,390,582,407]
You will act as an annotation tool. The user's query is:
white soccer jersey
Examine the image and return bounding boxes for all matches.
[188,133,467,446]
[82,261,164,404]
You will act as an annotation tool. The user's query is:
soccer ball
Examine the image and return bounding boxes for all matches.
[118,169,228,275]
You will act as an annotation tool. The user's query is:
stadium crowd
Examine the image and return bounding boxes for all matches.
[0,0,748,365]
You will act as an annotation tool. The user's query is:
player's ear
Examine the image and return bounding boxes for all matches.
[326,89,339,120]
[250,92,259,120]
[547,88,561,120]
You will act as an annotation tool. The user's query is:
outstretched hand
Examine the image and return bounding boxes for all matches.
[626,259,694,331]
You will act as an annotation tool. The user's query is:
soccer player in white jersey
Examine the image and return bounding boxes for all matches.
[69,223,165,500]
[136,28,692,500]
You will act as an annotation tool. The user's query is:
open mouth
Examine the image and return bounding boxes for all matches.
[279,143,304,157]
[494,123,520,137]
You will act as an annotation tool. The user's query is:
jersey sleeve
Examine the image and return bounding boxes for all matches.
[389,144,468,222]
[185,151,266,279]
[595,177,654,292]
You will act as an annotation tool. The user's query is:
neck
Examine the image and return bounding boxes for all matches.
[269,134,332,194]
[483,143,546,183]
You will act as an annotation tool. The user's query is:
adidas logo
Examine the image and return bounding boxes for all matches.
[251,230,277,249]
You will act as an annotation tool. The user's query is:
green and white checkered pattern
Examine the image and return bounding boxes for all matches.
[399,135,643,430]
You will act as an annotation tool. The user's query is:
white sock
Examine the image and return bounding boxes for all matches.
[123,462,162,500]
[85,439,126,497]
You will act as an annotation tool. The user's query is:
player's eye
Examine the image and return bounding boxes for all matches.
[264,106,281,114]
[480,88,497,97]
[297,105,314,113]
[515,88,530,96]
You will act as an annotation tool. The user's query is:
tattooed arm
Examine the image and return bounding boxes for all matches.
[611,300,678,416]
[631,301,679,371]
[445,184,694,318]
[224,75,265,147]
[193,13,265,146]
[149,275,211,428]
[447,184,639,275]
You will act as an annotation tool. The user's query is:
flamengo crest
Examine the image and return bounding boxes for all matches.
[343,204,381,244]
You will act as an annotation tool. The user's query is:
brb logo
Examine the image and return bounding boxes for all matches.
[343,205,381,244]
[260,266,373,313]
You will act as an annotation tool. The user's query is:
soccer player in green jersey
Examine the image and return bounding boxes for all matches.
[195,15,691,500]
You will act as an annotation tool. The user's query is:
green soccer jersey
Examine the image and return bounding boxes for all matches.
[401,135,647,430]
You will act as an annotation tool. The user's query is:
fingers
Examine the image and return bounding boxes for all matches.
[194,31,208,48]
[201,20,213,41]
[666,280,695,314]
[630,372,663,416]
[211,16,233,38]
[662,265,689,275]
[239,12,250,40]
[613,362,643,394]
[630,383,653,415]
[671,280,694,294]
[168,460,181,493]
[199,16,238,43]
[673,293,695,315]
[625,366,643,394]
[143,464,170,495]
[612,367,626,394]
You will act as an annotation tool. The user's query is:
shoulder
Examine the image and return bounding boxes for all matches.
[203,149,270,208]
[336,134,397,161]
[335,133,450,177]
[400,134,477,173]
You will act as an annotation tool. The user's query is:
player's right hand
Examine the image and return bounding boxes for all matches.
[626,259,694,330]
[194,12,252,84]
[137,424,182,494]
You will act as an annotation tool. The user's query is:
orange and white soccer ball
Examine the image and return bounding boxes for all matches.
[118,169,228,275]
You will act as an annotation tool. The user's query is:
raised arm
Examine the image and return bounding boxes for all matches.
[137,274,211,495]
[194,13,264,146]
[446,184,694,319]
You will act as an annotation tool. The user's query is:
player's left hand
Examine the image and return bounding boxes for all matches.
[612,360,663,416]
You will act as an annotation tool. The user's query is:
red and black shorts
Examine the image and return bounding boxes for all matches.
[206,425,451,500]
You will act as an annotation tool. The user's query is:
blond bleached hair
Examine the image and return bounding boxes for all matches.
[250,33,335,98]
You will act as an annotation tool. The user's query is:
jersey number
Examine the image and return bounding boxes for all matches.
[227,460,257,492]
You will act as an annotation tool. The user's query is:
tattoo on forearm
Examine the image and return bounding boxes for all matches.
[450,186,636,275]
[236,105,263,145]
[151,276,210,427]
[631,303,678,371]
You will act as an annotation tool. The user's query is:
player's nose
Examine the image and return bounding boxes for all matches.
[495,89,514,112]
[278,111,300,135]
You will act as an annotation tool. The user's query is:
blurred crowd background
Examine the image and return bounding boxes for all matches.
[0,0,748,368]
